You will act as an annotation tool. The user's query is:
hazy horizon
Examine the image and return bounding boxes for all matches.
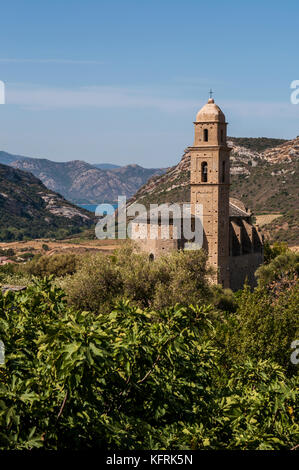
[0,133,291,168]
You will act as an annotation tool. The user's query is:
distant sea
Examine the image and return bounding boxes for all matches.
[78,203,118,213]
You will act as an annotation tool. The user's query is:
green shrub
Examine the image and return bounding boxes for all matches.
[19,252,34,261]
[62,244,213,313]
[0,263,16,282]
[211,286,237,313]
[0,279,297,450]
[24,253,79,278]
[2,248,15,257]
[216,282,299,372]
[256,251,299,286]
[263,241,290,264]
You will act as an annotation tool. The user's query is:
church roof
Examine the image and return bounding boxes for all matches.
[195,98,225,123]
[229,201,251,218]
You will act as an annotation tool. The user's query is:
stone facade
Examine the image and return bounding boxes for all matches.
[189,98,230,287]
[230,253,263,291]
[229,204,263,290]
[130,218,182,257]
[131,99,264,290]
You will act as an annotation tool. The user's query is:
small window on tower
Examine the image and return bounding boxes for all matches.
[201,162,208,182]
[221,129,224,142]
[203,129,209,142]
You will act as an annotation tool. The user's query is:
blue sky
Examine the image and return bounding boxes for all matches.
[0,0,298,167]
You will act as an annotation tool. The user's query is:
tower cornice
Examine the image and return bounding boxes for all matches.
[193,121,228,125]
[190,182,231,187]
[187,145,232,151]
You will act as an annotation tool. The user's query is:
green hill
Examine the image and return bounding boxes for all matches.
[0,164,95,241]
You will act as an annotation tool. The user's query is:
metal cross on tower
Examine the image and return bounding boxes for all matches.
[209,89,213,99]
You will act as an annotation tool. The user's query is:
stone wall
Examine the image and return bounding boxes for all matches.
[131,221,182,258]
[229,252,263,291]
[134,238,181,258]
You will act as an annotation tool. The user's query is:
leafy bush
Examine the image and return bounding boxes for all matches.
[211,286,237,313]
[24,253,79,278]
[256,251,299,286]
[19,252,34,261]
[61,244,213,313]
[0,279,297,450]
[263,241,290,264]
[0,248,15,257]
[216,282,299,372]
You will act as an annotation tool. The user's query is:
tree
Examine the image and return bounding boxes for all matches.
[0,279,297,450]
[256,251,299,287]
[215,281,299,373]
[263,241,290,264]
[62,244,213,314]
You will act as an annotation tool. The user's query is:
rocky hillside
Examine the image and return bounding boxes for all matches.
[228,137,287,153]
[0,164,95,241]
[0,151,165,203]
[128,137,299,245]
[93,163,121,170]
[0,151,30,166]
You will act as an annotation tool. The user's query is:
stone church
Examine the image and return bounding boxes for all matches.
[132,98,264,290]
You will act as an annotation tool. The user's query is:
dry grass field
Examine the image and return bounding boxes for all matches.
[255,213,282,227]
[0,238,124,257]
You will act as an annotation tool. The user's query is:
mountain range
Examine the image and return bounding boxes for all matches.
[0,151,165,204]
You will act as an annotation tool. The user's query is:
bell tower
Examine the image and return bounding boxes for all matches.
[189,97,231,287]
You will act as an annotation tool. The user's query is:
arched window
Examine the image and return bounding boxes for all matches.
[221,129,224,143]
[201,161,208,182]
[222,161,226,183]
[203,129,209,142]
